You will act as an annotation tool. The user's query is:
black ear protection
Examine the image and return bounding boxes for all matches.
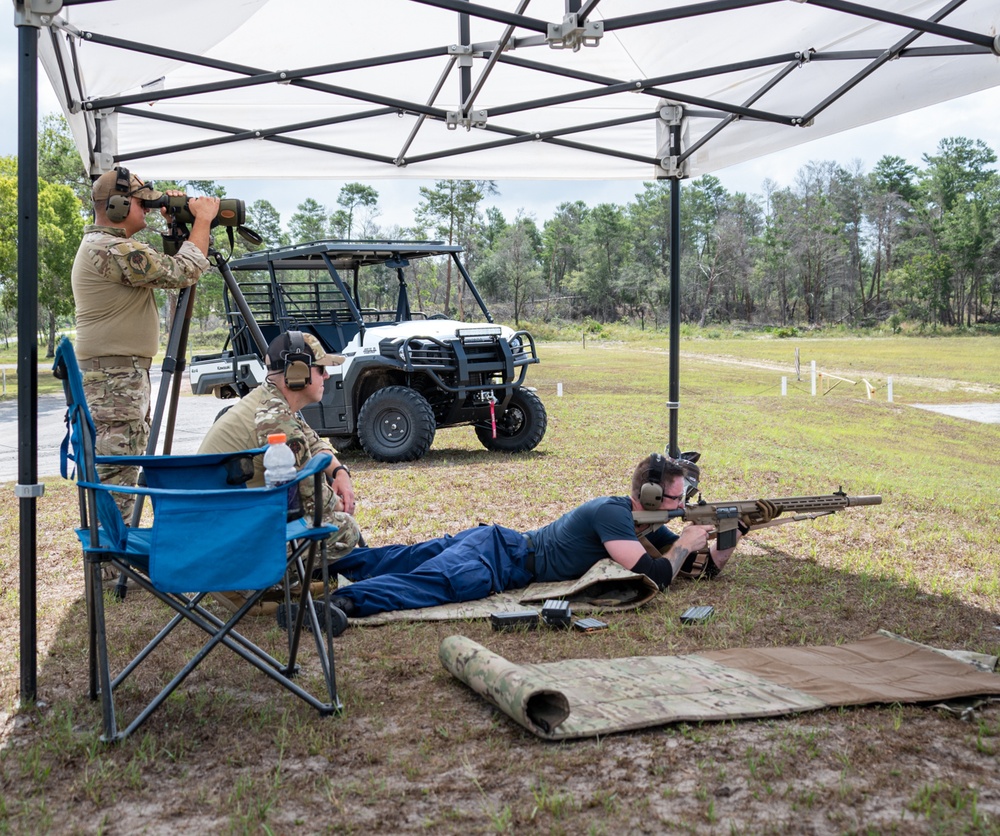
[105,166,133,223]
[282,330,313,391]
[639,453,667,511]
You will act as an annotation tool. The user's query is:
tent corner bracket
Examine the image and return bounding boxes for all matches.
[14,0,62,28]
[447,110,488,131]
[448,43,475,68]
[659,105,683,125]
[547,14,603,52]
[659,156,687,178]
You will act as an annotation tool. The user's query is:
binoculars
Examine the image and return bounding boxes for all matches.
[144,195,246,228]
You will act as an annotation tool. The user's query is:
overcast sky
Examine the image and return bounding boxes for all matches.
[4,20,1000,230]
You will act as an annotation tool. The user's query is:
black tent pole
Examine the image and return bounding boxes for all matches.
[15,9,40,705]
[668,175,681,460]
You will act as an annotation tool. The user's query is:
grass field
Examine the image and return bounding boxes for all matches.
[2,334,999,834]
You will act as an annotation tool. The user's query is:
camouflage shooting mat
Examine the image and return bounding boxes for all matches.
[439,632,1000,740]
[345,559,658,626]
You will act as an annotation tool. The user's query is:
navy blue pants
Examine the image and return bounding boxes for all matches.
[331,524,533,616]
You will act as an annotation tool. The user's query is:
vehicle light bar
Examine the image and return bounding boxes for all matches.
[456,326,502,338]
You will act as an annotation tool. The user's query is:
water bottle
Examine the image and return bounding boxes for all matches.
[263,432,303,521]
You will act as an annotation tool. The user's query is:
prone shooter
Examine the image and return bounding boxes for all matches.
[632,452,882,579]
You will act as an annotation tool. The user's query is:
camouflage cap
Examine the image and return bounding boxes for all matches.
[266,331,345,370]
[92,168,163,202]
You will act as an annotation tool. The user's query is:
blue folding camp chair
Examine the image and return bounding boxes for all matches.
[53,337,343,742]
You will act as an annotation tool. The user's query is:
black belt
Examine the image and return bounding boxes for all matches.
[523,533,536,576]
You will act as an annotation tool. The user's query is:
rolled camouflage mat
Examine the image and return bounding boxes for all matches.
[441,633,1000,741]
[438,635,570,735]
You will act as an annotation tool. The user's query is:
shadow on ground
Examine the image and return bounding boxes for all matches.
[3,528,999,834]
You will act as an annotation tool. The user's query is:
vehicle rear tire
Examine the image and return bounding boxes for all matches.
[330,434,356,452]
[358,386,436,462]
[475,388,547,453]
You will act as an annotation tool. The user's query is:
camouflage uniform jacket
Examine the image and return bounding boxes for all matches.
[198,379,337,515]
[71,225,210,360]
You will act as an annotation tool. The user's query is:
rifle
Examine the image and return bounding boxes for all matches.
[633,489,882,551]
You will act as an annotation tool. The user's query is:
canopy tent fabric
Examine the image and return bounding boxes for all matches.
[34,0,1000,182]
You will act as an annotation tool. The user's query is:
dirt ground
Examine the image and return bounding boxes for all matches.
[3,487,999,834]
[4,346,1000,832]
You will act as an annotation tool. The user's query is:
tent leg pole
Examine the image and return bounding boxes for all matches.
[16,16,40,706]
[668,176,681,459]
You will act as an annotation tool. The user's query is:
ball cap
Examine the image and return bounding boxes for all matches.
[266,331,345,371]
[91,169,163,202]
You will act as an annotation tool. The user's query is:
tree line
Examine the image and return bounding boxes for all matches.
[2,117,998,355]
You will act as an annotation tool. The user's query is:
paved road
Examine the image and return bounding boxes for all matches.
[1,368,226,483]
[911,402,1000,424]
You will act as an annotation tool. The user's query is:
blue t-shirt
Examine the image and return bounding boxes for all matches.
[526,496,678,582]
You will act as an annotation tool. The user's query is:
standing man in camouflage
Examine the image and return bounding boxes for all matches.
[198,331,360,559]
[72,166,220,521]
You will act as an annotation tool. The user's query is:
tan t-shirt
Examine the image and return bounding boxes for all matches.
[71,225,210,360]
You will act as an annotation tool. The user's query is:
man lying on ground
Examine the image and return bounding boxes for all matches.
[324,453,742,620]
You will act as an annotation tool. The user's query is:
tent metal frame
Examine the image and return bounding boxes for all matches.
[15,0,1000,703]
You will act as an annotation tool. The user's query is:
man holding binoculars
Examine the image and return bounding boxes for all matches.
[71,166,219,525]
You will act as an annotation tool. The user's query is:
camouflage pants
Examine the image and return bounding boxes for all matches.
[82,366,151,522]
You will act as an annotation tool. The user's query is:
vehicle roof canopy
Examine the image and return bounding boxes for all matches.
[229,239,465,271]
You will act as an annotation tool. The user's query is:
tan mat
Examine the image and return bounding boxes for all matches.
[349,559,658,626]
[439,631,1000,740]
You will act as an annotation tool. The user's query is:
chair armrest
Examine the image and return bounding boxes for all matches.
[117,448,268,490]
[95,448,267,467]
[78,452,333,499]
[293,452,333,483]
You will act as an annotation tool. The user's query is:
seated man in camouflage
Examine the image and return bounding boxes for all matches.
[324,454,743,621]
[198,331,361,614]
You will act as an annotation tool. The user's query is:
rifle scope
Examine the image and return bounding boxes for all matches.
[144,195,246,228]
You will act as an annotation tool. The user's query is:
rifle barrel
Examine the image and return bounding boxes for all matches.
[774,494,882,512]
[632,493,882,526]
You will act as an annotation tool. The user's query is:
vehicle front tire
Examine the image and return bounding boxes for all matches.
[358,386,437,462]
[475,388,547,453]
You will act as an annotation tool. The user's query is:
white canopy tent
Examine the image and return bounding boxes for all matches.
[33,0,1000,181]
[15,0,1000,701]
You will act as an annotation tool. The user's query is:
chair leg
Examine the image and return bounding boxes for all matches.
[86,556,120,742]
[85,556,98,701]
[275,539,342,713]
[318,545,343,712]
[294,540,342,712]
[89,546,344,742]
